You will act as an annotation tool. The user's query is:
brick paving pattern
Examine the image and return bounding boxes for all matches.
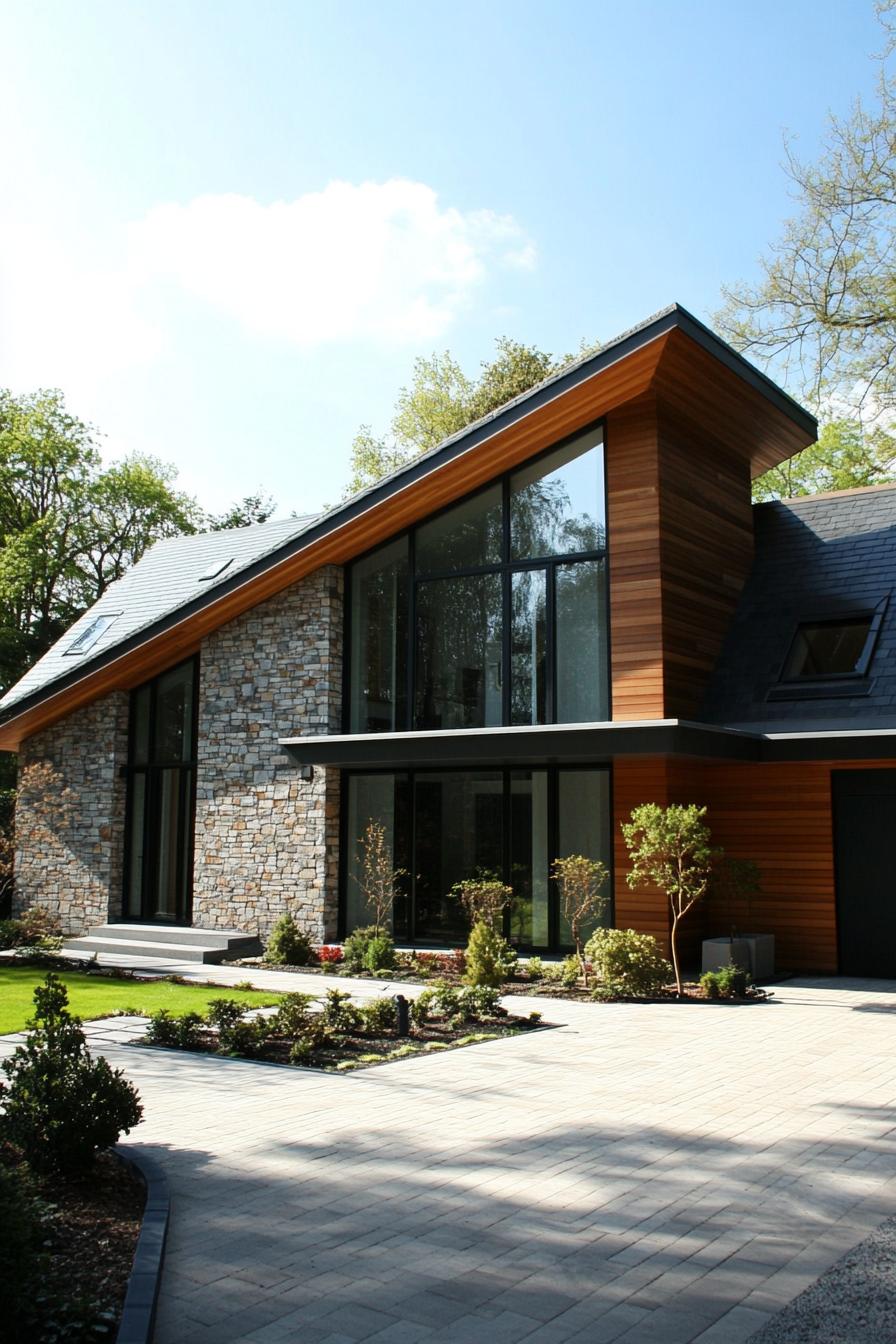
[4,973,895,1343]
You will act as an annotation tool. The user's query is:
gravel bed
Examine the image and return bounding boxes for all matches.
[750,1216,896,1343]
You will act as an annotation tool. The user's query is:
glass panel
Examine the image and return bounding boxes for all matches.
[349,538,409,732]
[132,686,151,765]
[509,771,549,946]
[415,483,503,573]
[154,662,194,762]
[413,772,503,943]
[510,428,605,560]
[153,768,182,920]
[784,618,872,678]
[126,772,147,918]
[557,770,612,946]
[415,573,503,729]
[510,569,547,725]
[345,773,410,939]
[556,559,608,722]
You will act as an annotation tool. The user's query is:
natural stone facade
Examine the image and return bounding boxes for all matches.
[191,565,343,941]
[14,691,129,934]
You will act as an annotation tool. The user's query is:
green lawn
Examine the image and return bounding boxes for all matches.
[0,966,284,1035]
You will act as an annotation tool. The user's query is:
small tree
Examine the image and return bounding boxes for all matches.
[451,876,513,930]
[354,819,406,934]
[621,803,716,996]
[0,973,143,1172]
[550,855,609,986]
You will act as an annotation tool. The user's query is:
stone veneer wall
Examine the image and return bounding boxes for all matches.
[14,691,130,934]
[191,565,343,941]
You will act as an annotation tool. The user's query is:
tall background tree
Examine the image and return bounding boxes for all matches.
[719,1,896,499]
[344,336,596,496]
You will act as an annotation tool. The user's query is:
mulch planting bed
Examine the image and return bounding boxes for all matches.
[139,1010,547,1070]
[3,1143,145,1340]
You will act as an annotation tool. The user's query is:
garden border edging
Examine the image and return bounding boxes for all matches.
[114,1145,170,1344]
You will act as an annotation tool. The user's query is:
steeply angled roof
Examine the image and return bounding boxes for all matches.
[702,484,896,731]
[0,302,817,749]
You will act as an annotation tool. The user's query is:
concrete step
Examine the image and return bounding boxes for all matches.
[63,924,262,965]
[88,923,259,951]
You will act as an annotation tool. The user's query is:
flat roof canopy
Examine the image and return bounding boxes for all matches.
[281,720,896,768]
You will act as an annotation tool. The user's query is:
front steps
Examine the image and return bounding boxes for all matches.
[63,923,262,965]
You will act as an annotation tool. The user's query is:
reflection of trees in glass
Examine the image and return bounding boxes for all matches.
[350,544,408,732]
[416,574,502,729]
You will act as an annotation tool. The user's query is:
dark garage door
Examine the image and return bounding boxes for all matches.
[832,770,896,978]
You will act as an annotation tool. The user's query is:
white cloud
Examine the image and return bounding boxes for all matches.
[0,179,535,405]
[128,180,535,345]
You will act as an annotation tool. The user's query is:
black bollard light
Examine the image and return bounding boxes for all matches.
[395,994,410,1037]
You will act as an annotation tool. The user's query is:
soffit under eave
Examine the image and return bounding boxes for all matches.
[649,328,817,477]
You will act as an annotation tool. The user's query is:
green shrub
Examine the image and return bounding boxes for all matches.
[525,955,544,981]
[206,998,245,1031]
[411,989,435,1027]
[0,974,142,1173]
[586,927,672,998]
[320,988,362,1034]
[464,918,516,988]
[266,913,316,966]
[360,997,397,1035]
[0,908,63,952]
[217,1017,271,1057]
[458,986,503,1019]
[273,992,316,1036]
[700,963,750,999]
[146,1008,205,1047]
[541,955,582,988]
[343,925,397,974]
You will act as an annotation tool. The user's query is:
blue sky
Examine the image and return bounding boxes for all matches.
[0,1,883,516]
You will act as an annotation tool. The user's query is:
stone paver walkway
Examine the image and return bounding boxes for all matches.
[5,972,896,1343]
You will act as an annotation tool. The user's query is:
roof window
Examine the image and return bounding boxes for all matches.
[64,613,120,656]
[780,602,886,683]
[198,557,234,582]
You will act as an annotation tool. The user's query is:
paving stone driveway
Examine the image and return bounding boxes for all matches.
[10,975,896,1343]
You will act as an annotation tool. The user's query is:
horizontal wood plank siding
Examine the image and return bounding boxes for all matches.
[606,398,665,720]
[658,407,755,719]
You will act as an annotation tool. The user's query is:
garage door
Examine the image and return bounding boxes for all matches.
[832,769,896,978]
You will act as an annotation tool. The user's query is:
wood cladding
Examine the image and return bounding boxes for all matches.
[613,758,896,974]
[606,397,755,721]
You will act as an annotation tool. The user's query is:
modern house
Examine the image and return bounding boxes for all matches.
[3,304,895,976]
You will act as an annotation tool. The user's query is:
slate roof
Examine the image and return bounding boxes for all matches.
[0,516,317,712]
[701,485,896,731]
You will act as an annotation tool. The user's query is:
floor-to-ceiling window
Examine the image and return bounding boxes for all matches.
[123,658,197,923]
[342,766,611,950]
[347,423,608,734]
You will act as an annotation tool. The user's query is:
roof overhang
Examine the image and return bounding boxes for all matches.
[0,304,816,751]
[282,719,896,769]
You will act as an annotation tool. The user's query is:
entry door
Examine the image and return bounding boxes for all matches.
[832,770,896,977]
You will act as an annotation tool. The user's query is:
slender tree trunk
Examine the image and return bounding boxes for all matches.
[670,911,683,997]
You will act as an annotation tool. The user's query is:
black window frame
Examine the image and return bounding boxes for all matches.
[772,598,888,698]
[343,419,610,734]
[121,655,199,924]
[338,762,614,952]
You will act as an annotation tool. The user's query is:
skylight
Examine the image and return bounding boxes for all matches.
[198,557,234,582]
[781,609,883,681]
[64,614,120,656]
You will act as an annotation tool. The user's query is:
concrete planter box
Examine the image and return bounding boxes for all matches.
[701,934,775,979]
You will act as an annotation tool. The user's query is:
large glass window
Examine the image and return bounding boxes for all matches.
[349,538,408,732]
[415,573,503,729]
[510,430,606,560]
[343,766,611,951]
[124,659,197,924]
[347,423,609,733]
